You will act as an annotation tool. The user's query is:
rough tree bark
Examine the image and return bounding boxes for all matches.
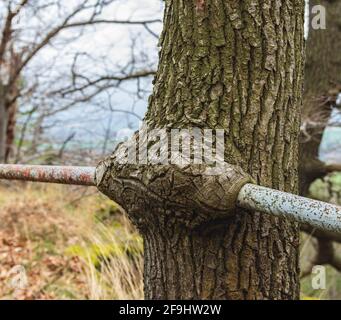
[97,0,305,300]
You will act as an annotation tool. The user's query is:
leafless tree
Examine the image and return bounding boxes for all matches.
[0,0,161,163]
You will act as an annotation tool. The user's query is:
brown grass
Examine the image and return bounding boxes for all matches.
[0,182,143,300]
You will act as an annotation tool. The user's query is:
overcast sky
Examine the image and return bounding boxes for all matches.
[23,0,164,150]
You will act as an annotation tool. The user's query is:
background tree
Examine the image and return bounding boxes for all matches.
[300,0,341,274]
[300,0,341,196]
[97,0,305,299]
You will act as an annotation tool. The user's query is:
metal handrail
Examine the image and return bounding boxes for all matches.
[1,164,341,234]
[0,164,95,186]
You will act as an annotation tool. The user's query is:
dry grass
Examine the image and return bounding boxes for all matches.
[0,182,143,300]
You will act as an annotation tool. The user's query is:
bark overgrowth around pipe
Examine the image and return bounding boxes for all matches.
[96,160,253,231]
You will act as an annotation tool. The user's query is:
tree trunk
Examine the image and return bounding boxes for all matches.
[5,99,17,162]
[0,90,8,163]
[299,0,341,196]
[97,0,305,300]
[0,91,15,164]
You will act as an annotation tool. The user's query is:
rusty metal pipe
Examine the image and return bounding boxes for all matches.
[0,164,96,186]
[1,164,341,234]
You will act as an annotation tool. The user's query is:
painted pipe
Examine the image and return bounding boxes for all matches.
[0,164,95,186]
[1,164,341,234]
[237,184,341,234]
